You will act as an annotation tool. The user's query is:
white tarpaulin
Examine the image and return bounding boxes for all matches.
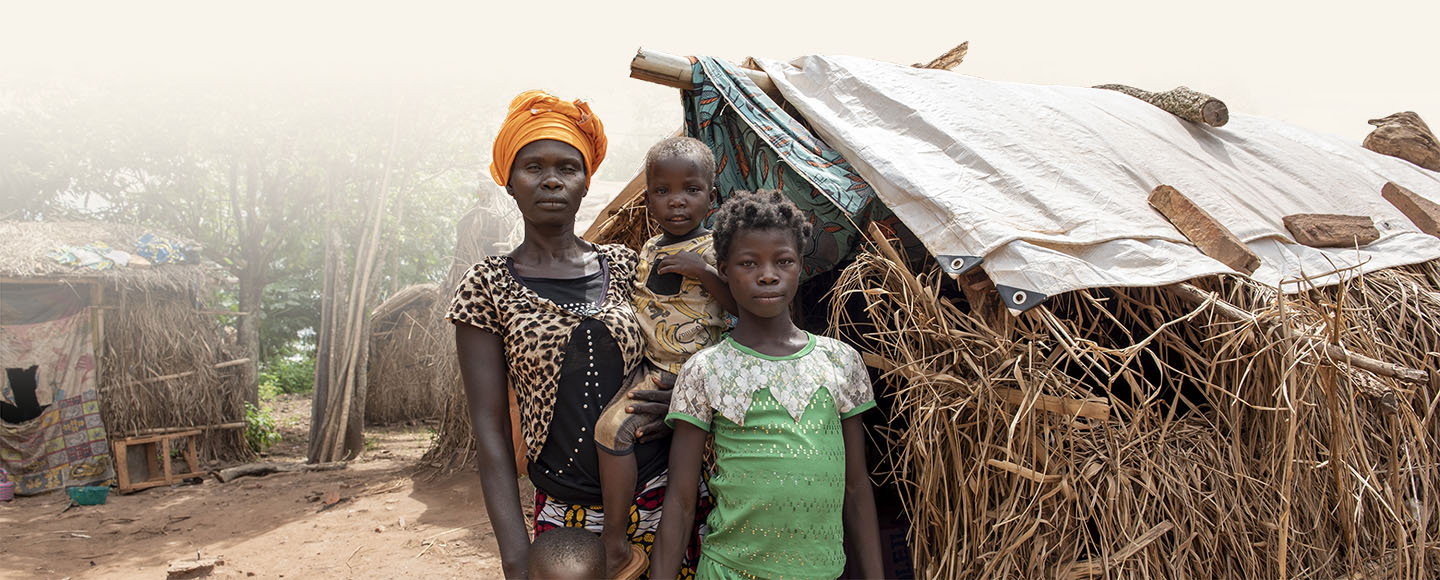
[758,55,1440,311]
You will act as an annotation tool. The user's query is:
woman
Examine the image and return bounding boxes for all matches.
[447,90,700,579]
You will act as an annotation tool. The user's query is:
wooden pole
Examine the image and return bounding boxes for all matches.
[118,358,253,388]
[1169,282,1430,384]
[123,422,246,437]
[630,48,779,97]
[1095,84,1229,128]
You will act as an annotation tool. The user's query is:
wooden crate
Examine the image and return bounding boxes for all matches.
[111,430,202,493]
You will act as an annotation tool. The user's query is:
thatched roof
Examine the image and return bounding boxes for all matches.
[371,283,439,328]
[0,221,211,291]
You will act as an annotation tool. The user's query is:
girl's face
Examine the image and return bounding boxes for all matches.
[507,139,587,228]
[719,227,801,320]
[645,157,715,237]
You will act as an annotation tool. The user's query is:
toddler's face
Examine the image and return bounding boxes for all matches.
[646,157,715,237]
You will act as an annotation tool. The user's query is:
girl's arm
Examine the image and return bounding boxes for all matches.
[650,421,707,579]
[456,324,530,579]
[841,416,884,579]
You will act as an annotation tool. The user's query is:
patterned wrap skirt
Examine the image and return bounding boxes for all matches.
[533,471,712,579]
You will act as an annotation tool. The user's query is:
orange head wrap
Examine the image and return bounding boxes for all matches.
[490,90,607,188]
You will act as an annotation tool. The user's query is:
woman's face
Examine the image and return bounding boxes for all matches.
[507,139,588,229]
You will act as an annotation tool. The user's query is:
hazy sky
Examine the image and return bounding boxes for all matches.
[4,0,1436,163]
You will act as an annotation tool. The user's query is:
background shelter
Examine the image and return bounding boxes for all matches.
[364,283,445,424]
[582,51,1440,579]
[0,221,250,494]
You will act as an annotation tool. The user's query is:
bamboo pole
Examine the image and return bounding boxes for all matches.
[630,48,779,97]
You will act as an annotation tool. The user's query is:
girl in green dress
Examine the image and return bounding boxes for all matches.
[650,190,885,579]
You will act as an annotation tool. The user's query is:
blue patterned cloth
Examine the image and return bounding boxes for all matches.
[683,57,903,280]
[133,233,189,264]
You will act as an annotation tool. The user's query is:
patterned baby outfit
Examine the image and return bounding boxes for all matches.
[595,232,728,455]
[666,333,876,580]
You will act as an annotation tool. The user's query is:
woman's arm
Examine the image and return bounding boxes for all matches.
[841,416,884,579]
[649,421,707,579]
[456,324,530,579]
[656,252,737,315]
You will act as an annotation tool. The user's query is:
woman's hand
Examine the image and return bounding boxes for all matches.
[624,373,675,443]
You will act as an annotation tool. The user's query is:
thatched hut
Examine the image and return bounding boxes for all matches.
[432,49,1440,579]
[0,221,249,495]
[364,283,446,424]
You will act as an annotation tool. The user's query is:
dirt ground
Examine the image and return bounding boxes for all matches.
[0,393,526,579]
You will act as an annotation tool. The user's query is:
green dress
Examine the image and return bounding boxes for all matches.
[666,333,876,580]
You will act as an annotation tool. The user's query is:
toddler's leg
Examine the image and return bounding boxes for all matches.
[595,364,658,578]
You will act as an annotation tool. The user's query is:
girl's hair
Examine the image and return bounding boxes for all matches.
[644,136,717,178]
[712,190,812,262]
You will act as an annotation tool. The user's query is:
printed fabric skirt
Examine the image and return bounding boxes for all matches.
[533,471,712,580]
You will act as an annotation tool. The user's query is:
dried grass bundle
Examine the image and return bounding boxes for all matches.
[364,283,446,424]
[100,287,250,462]
[828,238,1439,579]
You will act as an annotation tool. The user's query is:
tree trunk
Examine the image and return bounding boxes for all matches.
[235,268,264,406]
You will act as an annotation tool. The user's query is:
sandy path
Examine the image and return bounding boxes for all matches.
[0,394,524,579]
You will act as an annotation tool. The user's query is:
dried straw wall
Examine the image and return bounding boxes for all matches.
[829,240,1438,579]
[364,284,446,424]
[100,285,250,462]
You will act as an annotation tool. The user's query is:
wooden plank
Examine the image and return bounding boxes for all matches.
[997,388,1110,421]
[160,439,173,485]
[1282,213,1380,247]
[112,440,130,493]
[1148,185,1260,274]
[181,436,201,479]
[1381,181,1440,237]
[1363,112,1440,171]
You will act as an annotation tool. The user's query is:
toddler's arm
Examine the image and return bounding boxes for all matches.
[656,252,738,314]
[649,422,707,579]
[842,416,884,578]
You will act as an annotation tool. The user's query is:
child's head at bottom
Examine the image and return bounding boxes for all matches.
[713,190,813,319]
[528,526,605,580]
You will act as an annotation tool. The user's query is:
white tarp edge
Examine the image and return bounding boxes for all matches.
[757,55,1440,310]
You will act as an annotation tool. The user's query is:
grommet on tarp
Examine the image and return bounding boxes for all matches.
[995,284,1048,312]
[935,254,982,275]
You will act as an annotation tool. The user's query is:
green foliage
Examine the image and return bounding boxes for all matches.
[260,351,316,396]
[2,81,485,372]
[244,402,282,453]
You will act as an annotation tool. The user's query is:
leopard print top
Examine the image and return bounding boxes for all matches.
[446,244,646,462]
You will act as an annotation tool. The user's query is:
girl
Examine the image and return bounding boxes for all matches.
[649,190,885,579]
